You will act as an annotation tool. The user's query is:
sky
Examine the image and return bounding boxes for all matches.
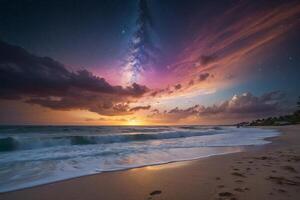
[0,0,300,125]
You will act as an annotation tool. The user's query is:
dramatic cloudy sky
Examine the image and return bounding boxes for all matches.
[0,0,300,125]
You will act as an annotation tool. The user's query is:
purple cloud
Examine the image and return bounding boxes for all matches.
[0,40,148,115]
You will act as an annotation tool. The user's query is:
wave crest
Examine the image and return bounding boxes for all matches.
[0,130,221,152]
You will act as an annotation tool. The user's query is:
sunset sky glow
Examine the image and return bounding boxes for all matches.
[0,0,300,125]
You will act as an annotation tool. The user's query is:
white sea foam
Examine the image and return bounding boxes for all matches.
[0,126,279,192]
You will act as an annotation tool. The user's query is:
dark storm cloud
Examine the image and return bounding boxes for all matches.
[186,73,210,87]
[198,73,210,82]
[0,40,148,115]
[129,105,151,112]
[188,80,194,86]
[174,84,182,90]
[198,55,217,66]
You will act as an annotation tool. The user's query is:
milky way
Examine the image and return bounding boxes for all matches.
[0,0,300,125]
[123,0,158,84]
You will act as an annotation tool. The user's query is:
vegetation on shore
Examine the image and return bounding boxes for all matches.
[238,97,300,126]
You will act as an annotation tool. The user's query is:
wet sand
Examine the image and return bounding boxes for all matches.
[0,125,299,200]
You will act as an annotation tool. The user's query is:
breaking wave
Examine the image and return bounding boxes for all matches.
[0,126,280,192]
[0,129,222,152]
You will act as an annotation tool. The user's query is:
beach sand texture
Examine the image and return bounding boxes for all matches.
[0,125,299,200]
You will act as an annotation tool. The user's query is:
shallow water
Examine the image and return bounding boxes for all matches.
[0,125,279,192]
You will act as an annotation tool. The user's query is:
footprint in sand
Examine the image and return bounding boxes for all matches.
[218,192,238,200]
[150,190,162,196]
[255,156,271,160]
[234,187,250,192]
[147,190,162,199]
[267,176,300,186]
[218,192,233,197]
[277,188,286,193]
[231,172,246,178]
[234,188,244,192]
[281,166,297,173]
[235,180,244,183]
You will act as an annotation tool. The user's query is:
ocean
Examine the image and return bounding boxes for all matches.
[0,125,279,192]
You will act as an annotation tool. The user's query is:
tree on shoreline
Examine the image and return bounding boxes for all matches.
[241,96,300,126]
[296,96,300,115]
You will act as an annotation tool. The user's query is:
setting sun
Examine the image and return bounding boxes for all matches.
[127,119,143,126]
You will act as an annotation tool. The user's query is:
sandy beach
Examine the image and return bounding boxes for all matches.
[0,125,299,200]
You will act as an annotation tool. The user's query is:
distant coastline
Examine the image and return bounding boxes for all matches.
[237,97,300,127]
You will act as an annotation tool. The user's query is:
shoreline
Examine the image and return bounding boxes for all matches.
[1,125,299,200]
[0,148,246,194]
[0,127,277,193]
